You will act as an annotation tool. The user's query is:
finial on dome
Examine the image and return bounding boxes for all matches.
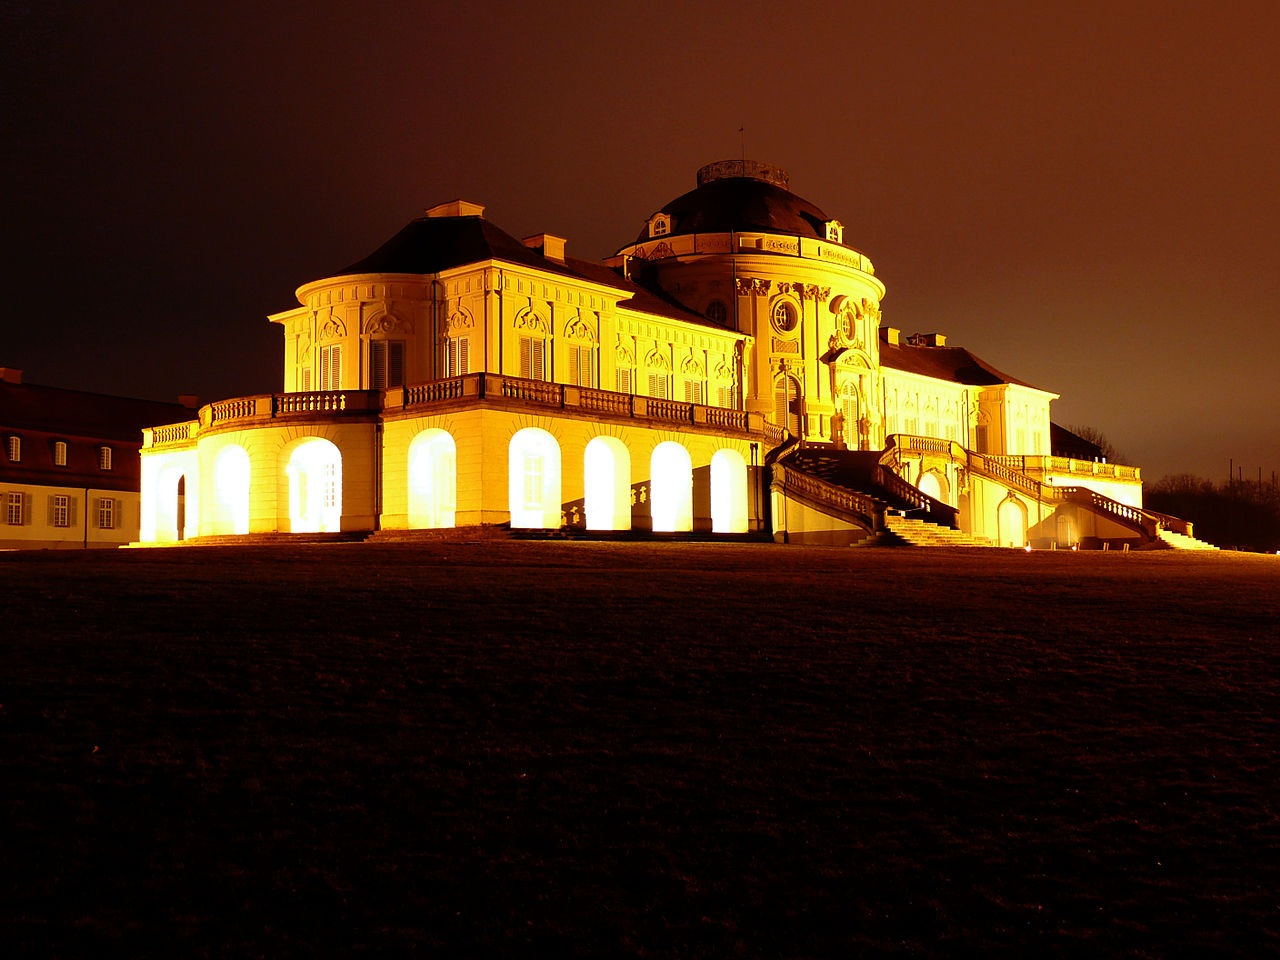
[696,160,790,189]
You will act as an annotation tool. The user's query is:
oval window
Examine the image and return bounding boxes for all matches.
[771,301,798,332]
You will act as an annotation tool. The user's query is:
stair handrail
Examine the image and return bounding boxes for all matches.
[771,461,881,532]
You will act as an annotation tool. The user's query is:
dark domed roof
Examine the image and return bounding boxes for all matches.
[632,162,834,246]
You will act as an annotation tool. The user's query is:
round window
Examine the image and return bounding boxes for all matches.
[771,301,798,332]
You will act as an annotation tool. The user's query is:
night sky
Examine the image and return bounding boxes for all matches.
[6,1,1278,482]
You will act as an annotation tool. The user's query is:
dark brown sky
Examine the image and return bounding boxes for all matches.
[6,0,1278,481]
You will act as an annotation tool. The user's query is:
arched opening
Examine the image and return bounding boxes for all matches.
[213,445,251,535]
[408,429,457,528]
[508,428,561,529]
[285,438,343,533]
[584,436,630,531]
[650,441,693,532]
[839,381,860,448]
[774,374,802,437]
[998,497,1028,548]
[917,470,947,505]
[152,465,190,542]
[710,449,748,533]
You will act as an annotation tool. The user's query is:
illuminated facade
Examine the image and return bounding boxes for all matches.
[138,161,1205,549]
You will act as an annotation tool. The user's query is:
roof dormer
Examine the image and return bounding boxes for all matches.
[648,212,672,239]
[825,219,844,244]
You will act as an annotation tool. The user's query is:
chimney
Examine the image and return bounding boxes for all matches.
[425,200,486,218]
[883,327,900,346]
[906,332,948,347]
[523,233,566,262]
[0,368,21,384]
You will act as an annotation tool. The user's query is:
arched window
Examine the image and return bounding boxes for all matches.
[650,441,693,532]
[706,299,727,325]
[710,449,749,533]
[508,428,562,529]
[54,441,67,466]
[584,436,631,531]
[408,429,457,529]
[285,438,343,533]
[773,374,802,436]
[213,445,251,535]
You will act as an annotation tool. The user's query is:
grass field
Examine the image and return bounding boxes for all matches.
[4,541,1279,957]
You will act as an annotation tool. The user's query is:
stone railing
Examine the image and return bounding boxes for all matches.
[1056,486,1157,538]
[990,454,1141,482]
[394,373,763,436]
[146,420,199,448]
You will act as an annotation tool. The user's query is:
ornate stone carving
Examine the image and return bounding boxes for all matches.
[444,308,474,334]
[735,277,772,296]
[644,348,670,370]
[564,315,597,343]
[319,317,346,341]
[771,338,800,354]
[680,355,705,376]
[514,309,548,333]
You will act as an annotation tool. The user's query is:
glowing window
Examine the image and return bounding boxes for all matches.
[650,441,693,532]
[706,300,727,325]
[7,492,23,525]
[710,449,749,533]
[445,337,469,378]
[51,494,71,527]
[7,436,19,462]
[584,436,630,531]
[99,446,112,471]
[97,497,115,530]
[54,441,67,466]
[523,454,544,509]
[771,301,798,332]
[408,429,457,529]
[369,340,405,389]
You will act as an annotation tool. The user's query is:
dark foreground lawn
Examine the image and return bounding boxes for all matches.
[3,541,1280,958]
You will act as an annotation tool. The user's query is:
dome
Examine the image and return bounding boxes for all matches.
[631,160,835,246]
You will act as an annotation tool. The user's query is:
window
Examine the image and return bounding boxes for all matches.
[840,384,859,447]
[774,375,801,435]
[683,379,704,405]
[519,337,545,380]
[54,441,67,466]
[569,345,594,387]
[523,454,543,508]
[97,497,115,530]
[975,424,989,453]
[647,373,669,399]
[369,340,405,389]
[445,337,469,378]
[706,299,727,325]
[616,368,632,394]
[6,492,23,525]
[320,344,342,390]
[7,436,19,462]
[99,446,112,471]
[50,494,72,527]
[717,384,734,408]
[301,368,312,392]
[322,462,337,510]
[771,301,798,332]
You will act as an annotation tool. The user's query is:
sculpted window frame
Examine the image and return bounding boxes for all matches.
[771,300,799,334]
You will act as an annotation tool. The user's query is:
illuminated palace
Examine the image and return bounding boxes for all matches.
[137,161,1210,549]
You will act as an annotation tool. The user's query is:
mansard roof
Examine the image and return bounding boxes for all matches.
[333,215,587,280]
[878,331,1042,390]
[631,176,834,246]
[324,212,734,331]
